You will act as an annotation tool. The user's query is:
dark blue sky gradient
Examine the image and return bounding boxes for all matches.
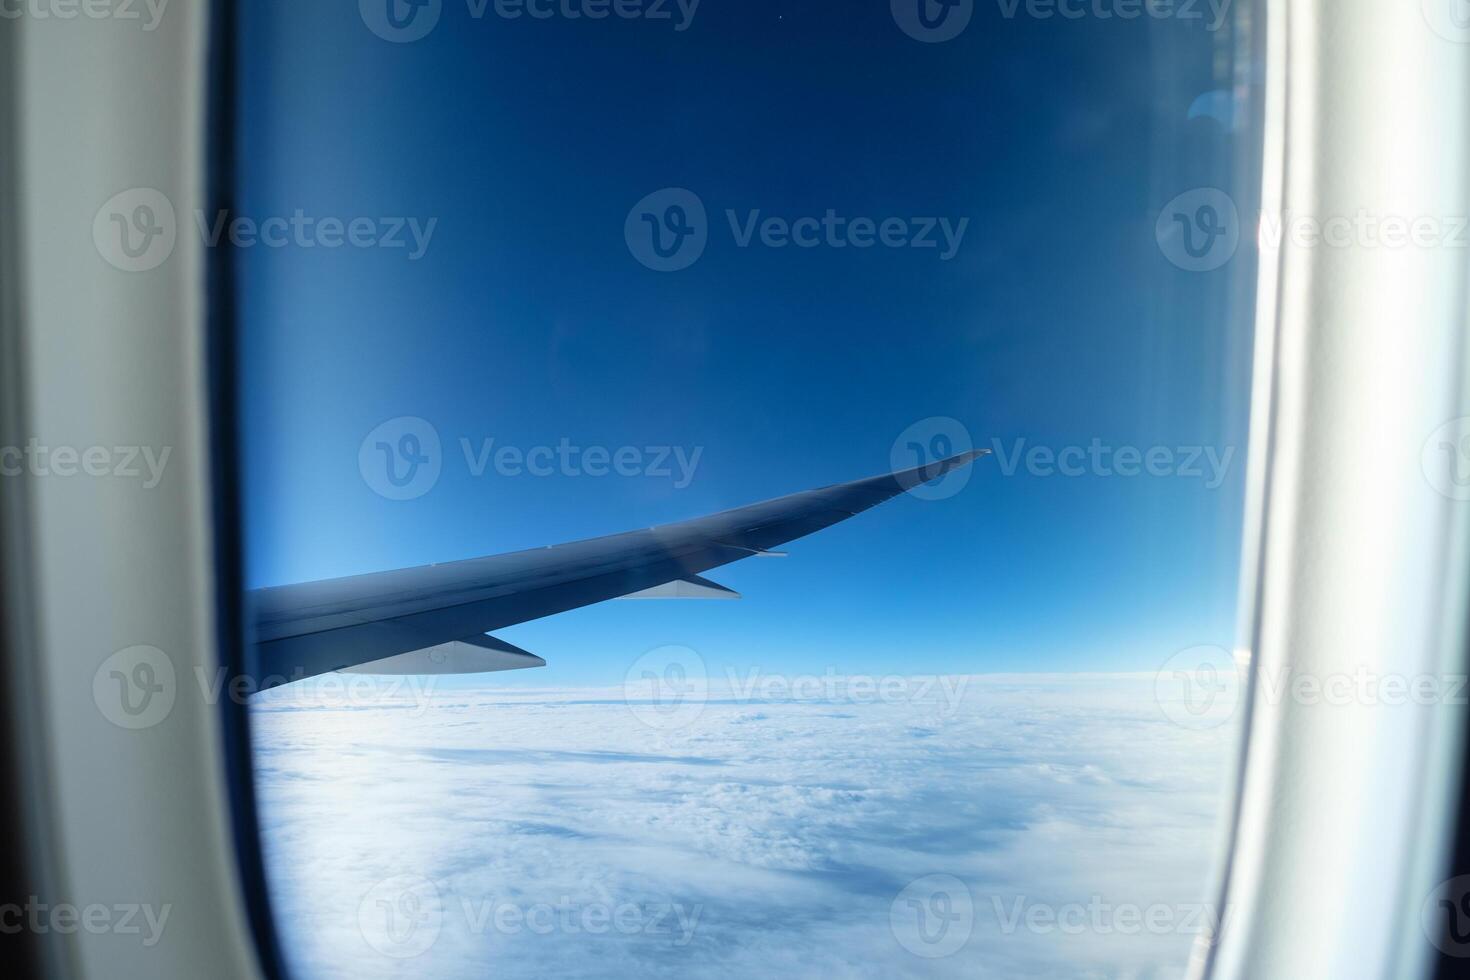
[235,1,1257,680]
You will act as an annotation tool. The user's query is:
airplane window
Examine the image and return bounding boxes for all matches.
[232,2,1264,977]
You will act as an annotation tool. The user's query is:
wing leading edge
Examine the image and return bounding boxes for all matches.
[249,449,988,685]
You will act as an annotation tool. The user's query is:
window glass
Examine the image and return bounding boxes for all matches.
[236,2,1263,977]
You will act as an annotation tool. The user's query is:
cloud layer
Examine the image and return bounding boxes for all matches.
[252,675,1239,979]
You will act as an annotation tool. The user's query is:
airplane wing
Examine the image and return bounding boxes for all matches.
[248,449,988,685]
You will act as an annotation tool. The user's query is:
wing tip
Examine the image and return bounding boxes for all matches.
[894,446,990,490]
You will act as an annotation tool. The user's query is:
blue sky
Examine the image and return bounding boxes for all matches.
[234,0,1256,682]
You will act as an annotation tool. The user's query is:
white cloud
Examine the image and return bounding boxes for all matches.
[252,674,1239,979]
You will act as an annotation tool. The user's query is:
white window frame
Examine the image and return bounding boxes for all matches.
[4,3,1470,979]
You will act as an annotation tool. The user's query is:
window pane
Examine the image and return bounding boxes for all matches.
[235,3,1262,977]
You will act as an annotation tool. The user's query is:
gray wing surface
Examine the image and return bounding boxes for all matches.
[249,450,987,684]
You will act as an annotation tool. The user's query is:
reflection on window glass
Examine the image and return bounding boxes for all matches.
[236,2,1262,977]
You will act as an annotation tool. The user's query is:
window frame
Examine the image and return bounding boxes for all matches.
[5,3,1470,979]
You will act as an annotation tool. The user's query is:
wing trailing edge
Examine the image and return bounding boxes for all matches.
[618,574,741,600]
[337,632,546,676]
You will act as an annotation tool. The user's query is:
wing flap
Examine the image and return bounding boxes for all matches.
[337,633,546,676]
[618,574,741,600]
